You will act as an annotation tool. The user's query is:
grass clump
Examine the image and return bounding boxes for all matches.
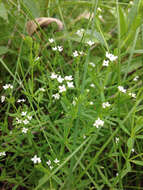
[0,0,143,189]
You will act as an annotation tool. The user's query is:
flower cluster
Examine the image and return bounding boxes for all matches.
[3,84,13,90]
[118,86,136,98]
[102,52,117,67]
[73,50,84,57]
[93,117,104,128]
[50,73,74,98]
[46,158,60,170]
[31,155,60,170]
[102,102,111,109]
[15,111,32,133]
[76,29,84,37]
[52,46,63,52]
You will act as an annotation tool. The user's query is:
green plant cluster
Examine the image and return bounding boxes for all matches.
[0,0,143,189]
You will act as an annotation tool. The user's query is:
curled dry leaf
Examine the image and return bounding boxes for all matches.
[26,17,64,36]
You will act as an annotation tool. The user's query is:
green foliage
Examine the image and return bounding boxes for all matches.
[0,0,143,190]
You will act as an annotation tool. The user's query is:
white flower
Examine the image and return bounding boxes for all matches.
[23,119,29,125]
[102,60,109,67]
[65,75,73,81]
[87,40,94,46]
[58,46,63,52]
[131,148,135,152]
[67,82,74,88]
[89,62,95,67]
[89,101,94,105]
[59,85,66,93]
[73,51,79,57]
[49,38,54,43]
[39,88,45,92]
[72,100,76,106]
[17,99,26,103]
[0,152,6,156]
[129,1,133,5]
[79,51,84,55]
[57,76,64,83]
[54,158,60,164]
[97,7,102,12]
[46,160,51,166]
[99,15,103,19]
[76,29,84,36]
[35,57,40,61]
[118,86,126,93]
[90,83,95,88]
[21,111,27,116]
[3,84,13,90]
[93,117,104,128]
[52,93,60,100]
[1,96,5,103]
[106,52,118,62]
[16,117,22,124]
[50,73,57,79]
[31,155,41,164]
[133,76,139,81]
[128,92,136,98]
[49,165,53,170]
[22,127,28,133]
[27,116,32,120]
[52,46,57,51]
[115,137,119,143]
[86,89,90,92]
[83,135,86,139]
[102,102,111,108]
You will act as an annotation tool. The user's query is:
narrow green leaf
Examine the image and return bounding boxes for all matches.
[0,46,9,55]
[0,2,8,22]
[131,160,143,166]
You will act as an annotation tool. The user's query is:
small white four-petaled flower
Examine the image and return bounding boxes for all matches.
[118,86,126,93]
[87,40,94,46]
[73,50,79,57]
[22,127,28,134]
[46,160,51,166]
[103,60,109,67]
[1,96,5,103]
[49,38,54,43]
[59,85,66,93]
[65,75,73,81]
[106,52,118,62]
[50,73,58,79]
[57,76,64,83]
[67,82,74,88]
[31,155,41,164]
[52,93,60,100]
[0,152,6,156]
[54,158,60,164]
[21,111,27,116]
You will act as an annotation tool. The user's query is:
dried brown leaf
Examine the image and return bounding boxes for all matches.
[26,17,64,36]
